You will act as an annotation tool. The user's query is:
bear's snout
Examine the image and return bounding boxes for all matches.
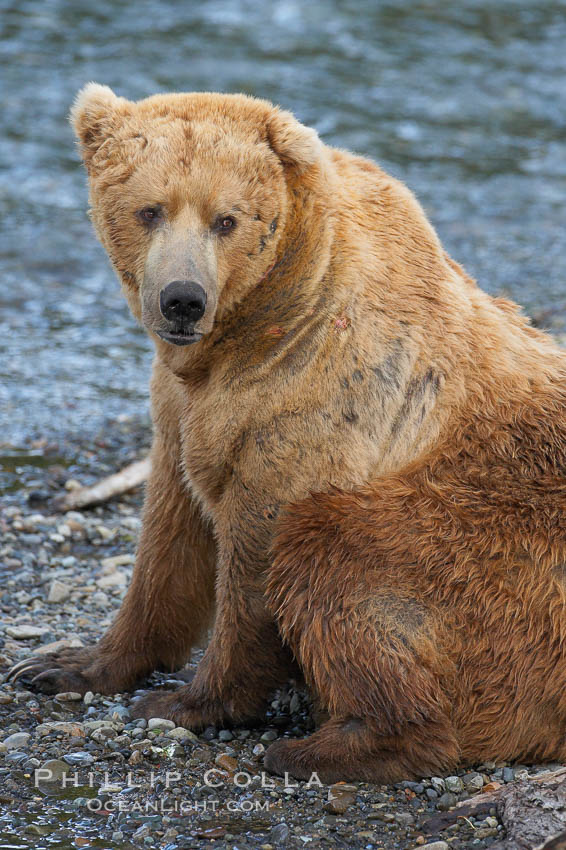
[160,280,207,326]
[154,280,208,346]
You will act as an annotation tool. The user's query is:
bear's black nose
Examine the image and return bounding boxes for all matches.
[160,281,207,324]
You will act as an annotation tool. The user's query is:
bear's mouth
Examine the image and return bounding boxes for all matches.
[156,329,203,346]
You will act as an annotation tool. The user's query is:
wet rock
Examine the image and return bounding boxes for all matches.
[444,775,464,793]
[463,772,484,792]
[47,579,71,603]
[34,637,84,655]
[260,729,278,743]
[101,554,135,570]
[5,751,28,763]
[3,732,31,750]
[202,726,217,740]
[91,727,117,743]
[324,783,357,814]
[62,751,95,766]
[356,831,378,842]
[133,824,150,840]
[215,752,237,772]
[108,705,130,721]
[5,625,49,639]
[166,726,198,742]
[437,792,458,811]
[147,718,175,731]
[96,571,126,589]
[270,822,290,844]
[430,776,446,794]
[55,691,82,701]
[36,721,85,737]
[289,693,301,714]
[37,759,70,782]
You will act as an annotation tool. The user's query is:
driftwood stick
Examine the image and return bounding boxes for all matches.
[491,777,566,849]
[424,770,566,844]
[54,457,151,511]
[534,830,566,850]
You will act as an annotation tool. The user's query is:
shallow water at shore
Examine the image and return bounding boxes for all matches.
[1,0,565,463]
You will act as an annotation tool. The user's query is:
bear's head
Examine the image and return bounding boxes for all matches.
[70,84,322,346]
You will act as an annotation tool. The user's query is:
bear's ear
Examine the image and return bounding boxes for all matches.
[266,108,322,173]
[70,83,130,169]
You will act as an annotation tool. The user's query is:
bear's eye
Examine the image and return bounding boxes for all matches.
[215,215,237,235]
[137,206,162,226]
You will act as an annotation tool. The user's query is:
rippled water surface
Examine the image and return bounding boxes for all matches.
[1,0,565,449]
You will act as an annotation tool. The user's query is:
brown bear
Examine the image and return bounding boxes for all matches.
[10,83,566,784]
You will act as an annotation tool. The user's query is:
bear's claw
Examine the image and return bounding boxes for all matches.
[6,653,89,694]
[6,657,46,682]
[5,648,104,695]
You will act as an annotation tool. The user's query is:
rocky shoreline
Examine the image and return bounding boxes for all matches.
[1,419,565,849]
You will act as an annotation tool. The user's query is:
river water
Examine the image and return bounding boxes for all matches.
[1,0,565,457]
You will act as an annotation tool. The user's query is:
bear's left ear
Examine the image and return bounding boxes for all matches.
[266,108,322,173]
[70,82,131,171]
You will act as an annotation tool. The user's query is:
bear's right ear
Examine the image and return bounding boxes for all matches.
[70,83,130,170]
[266,108,322,174]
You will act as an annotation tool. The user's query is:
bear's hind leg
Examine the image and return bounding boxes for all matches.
[264,715,457,785]
[265,492,459,783]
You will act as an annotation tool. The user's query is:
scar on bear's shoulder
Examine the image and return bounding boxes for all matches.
[371,338,406,393]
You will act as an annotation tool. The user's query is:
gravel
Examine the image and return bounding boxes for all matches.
[1,421,564,849]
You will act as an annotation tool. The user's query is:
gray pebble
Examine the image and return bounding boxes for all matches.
[48,579,71,603]
[270,822,290,843]
[6,624,49,639]
[3,732,31,750]
[502,767,515,782]
[133,824,150,840]
[463,772,484,792]
[167,727,198,743]
[5,751,28,764]
[444,775,464,793]
[108,705,130,721]
[260,729,278,743]
[430,776,446,794]
[37,759,70,781]
[218,729,233,742]
[63,752,95,767]
[289,693,301,714]
[437,792,458,811]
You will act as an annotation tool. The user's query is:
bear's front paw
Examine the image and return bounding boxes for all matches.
[131,688,227,729]
[7,649,91,695]
[6,646,143,696]
[264,739,319,781]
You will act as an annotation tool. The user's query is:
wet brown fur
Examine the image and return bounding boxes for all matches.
[13,85,566,784]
